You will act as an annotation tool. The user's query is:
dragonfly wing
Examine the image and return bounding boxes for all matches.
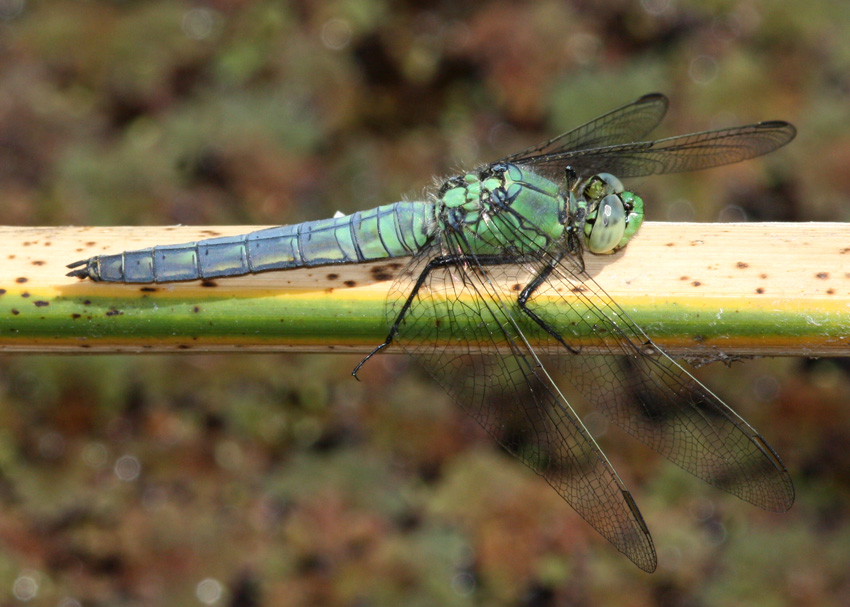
[521,248,795,512]
[499,93,669,165]
[386,240,657,571]
[517,121,796,180]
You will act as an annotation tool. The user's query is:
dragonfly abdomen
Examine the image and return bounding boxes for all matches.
[67,202,436,283]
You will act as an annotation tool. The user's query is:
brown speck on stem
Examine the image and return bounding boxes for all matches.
[371,266,395,281]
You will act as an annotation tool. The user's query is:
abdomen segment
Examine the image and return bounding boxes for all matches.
[67,202,434,282]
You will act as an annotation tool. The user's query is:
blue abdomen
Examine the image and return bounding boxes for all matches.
[67,202,435,283]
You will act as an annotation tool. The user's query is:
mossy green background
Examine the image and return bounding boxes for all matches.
[1,1,850,605]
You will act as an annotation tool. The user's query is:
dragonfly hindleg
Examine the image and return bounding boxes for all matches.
[353,255,468,379]
[352,252,522,378]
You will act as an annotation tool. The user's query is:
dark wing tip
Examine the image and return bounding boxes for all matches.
[777,481,796,513]
[637,92,668,105]
[757,120,797,142]
[641,558,658,574]
[750,434,796,512]
[635,92,669,118]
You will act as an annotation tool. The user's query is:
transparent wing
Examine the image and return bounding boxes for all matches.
[500,93,669,165]
[386,238,657,572]
[532,256,794,511]
[515,121,796,181]
[476,212,796,512]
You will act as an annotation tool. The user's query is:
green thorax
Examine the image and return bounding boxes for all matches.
[436,163,644,258]
[437,163,567,256]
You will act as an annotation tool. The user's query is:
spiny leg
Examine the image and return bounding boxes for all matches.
[352,253,518,378]
[517,252,582,355]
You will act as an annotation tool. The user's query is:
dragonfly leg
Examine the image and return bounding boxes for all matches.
[517,253,582,354]
[352,252,517,379]
[352,255,462,379]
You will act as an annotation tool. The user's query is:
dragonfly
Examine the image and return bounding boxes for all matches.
[67,93,796,572]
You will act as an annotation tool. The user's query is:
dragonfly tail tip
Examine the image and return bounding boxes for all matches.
[66,259,92,280]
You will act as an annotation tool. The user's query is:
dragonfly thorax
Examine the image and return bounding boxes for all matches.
[436,162,568,256]
[436,163,644,258]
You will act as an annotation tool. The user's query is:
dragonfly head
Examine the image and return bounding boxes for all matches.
[571,172,644,255]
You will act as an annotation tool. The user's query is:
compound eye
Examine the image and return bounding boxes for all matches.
[587,194,626,254]
[596,173,624,194]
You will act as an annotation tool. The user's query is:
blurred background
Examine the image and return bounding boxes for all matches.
[1,1,849,605]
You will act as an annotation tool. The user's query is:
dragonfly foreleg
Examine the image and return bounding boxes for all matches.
[517,253,582,355]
